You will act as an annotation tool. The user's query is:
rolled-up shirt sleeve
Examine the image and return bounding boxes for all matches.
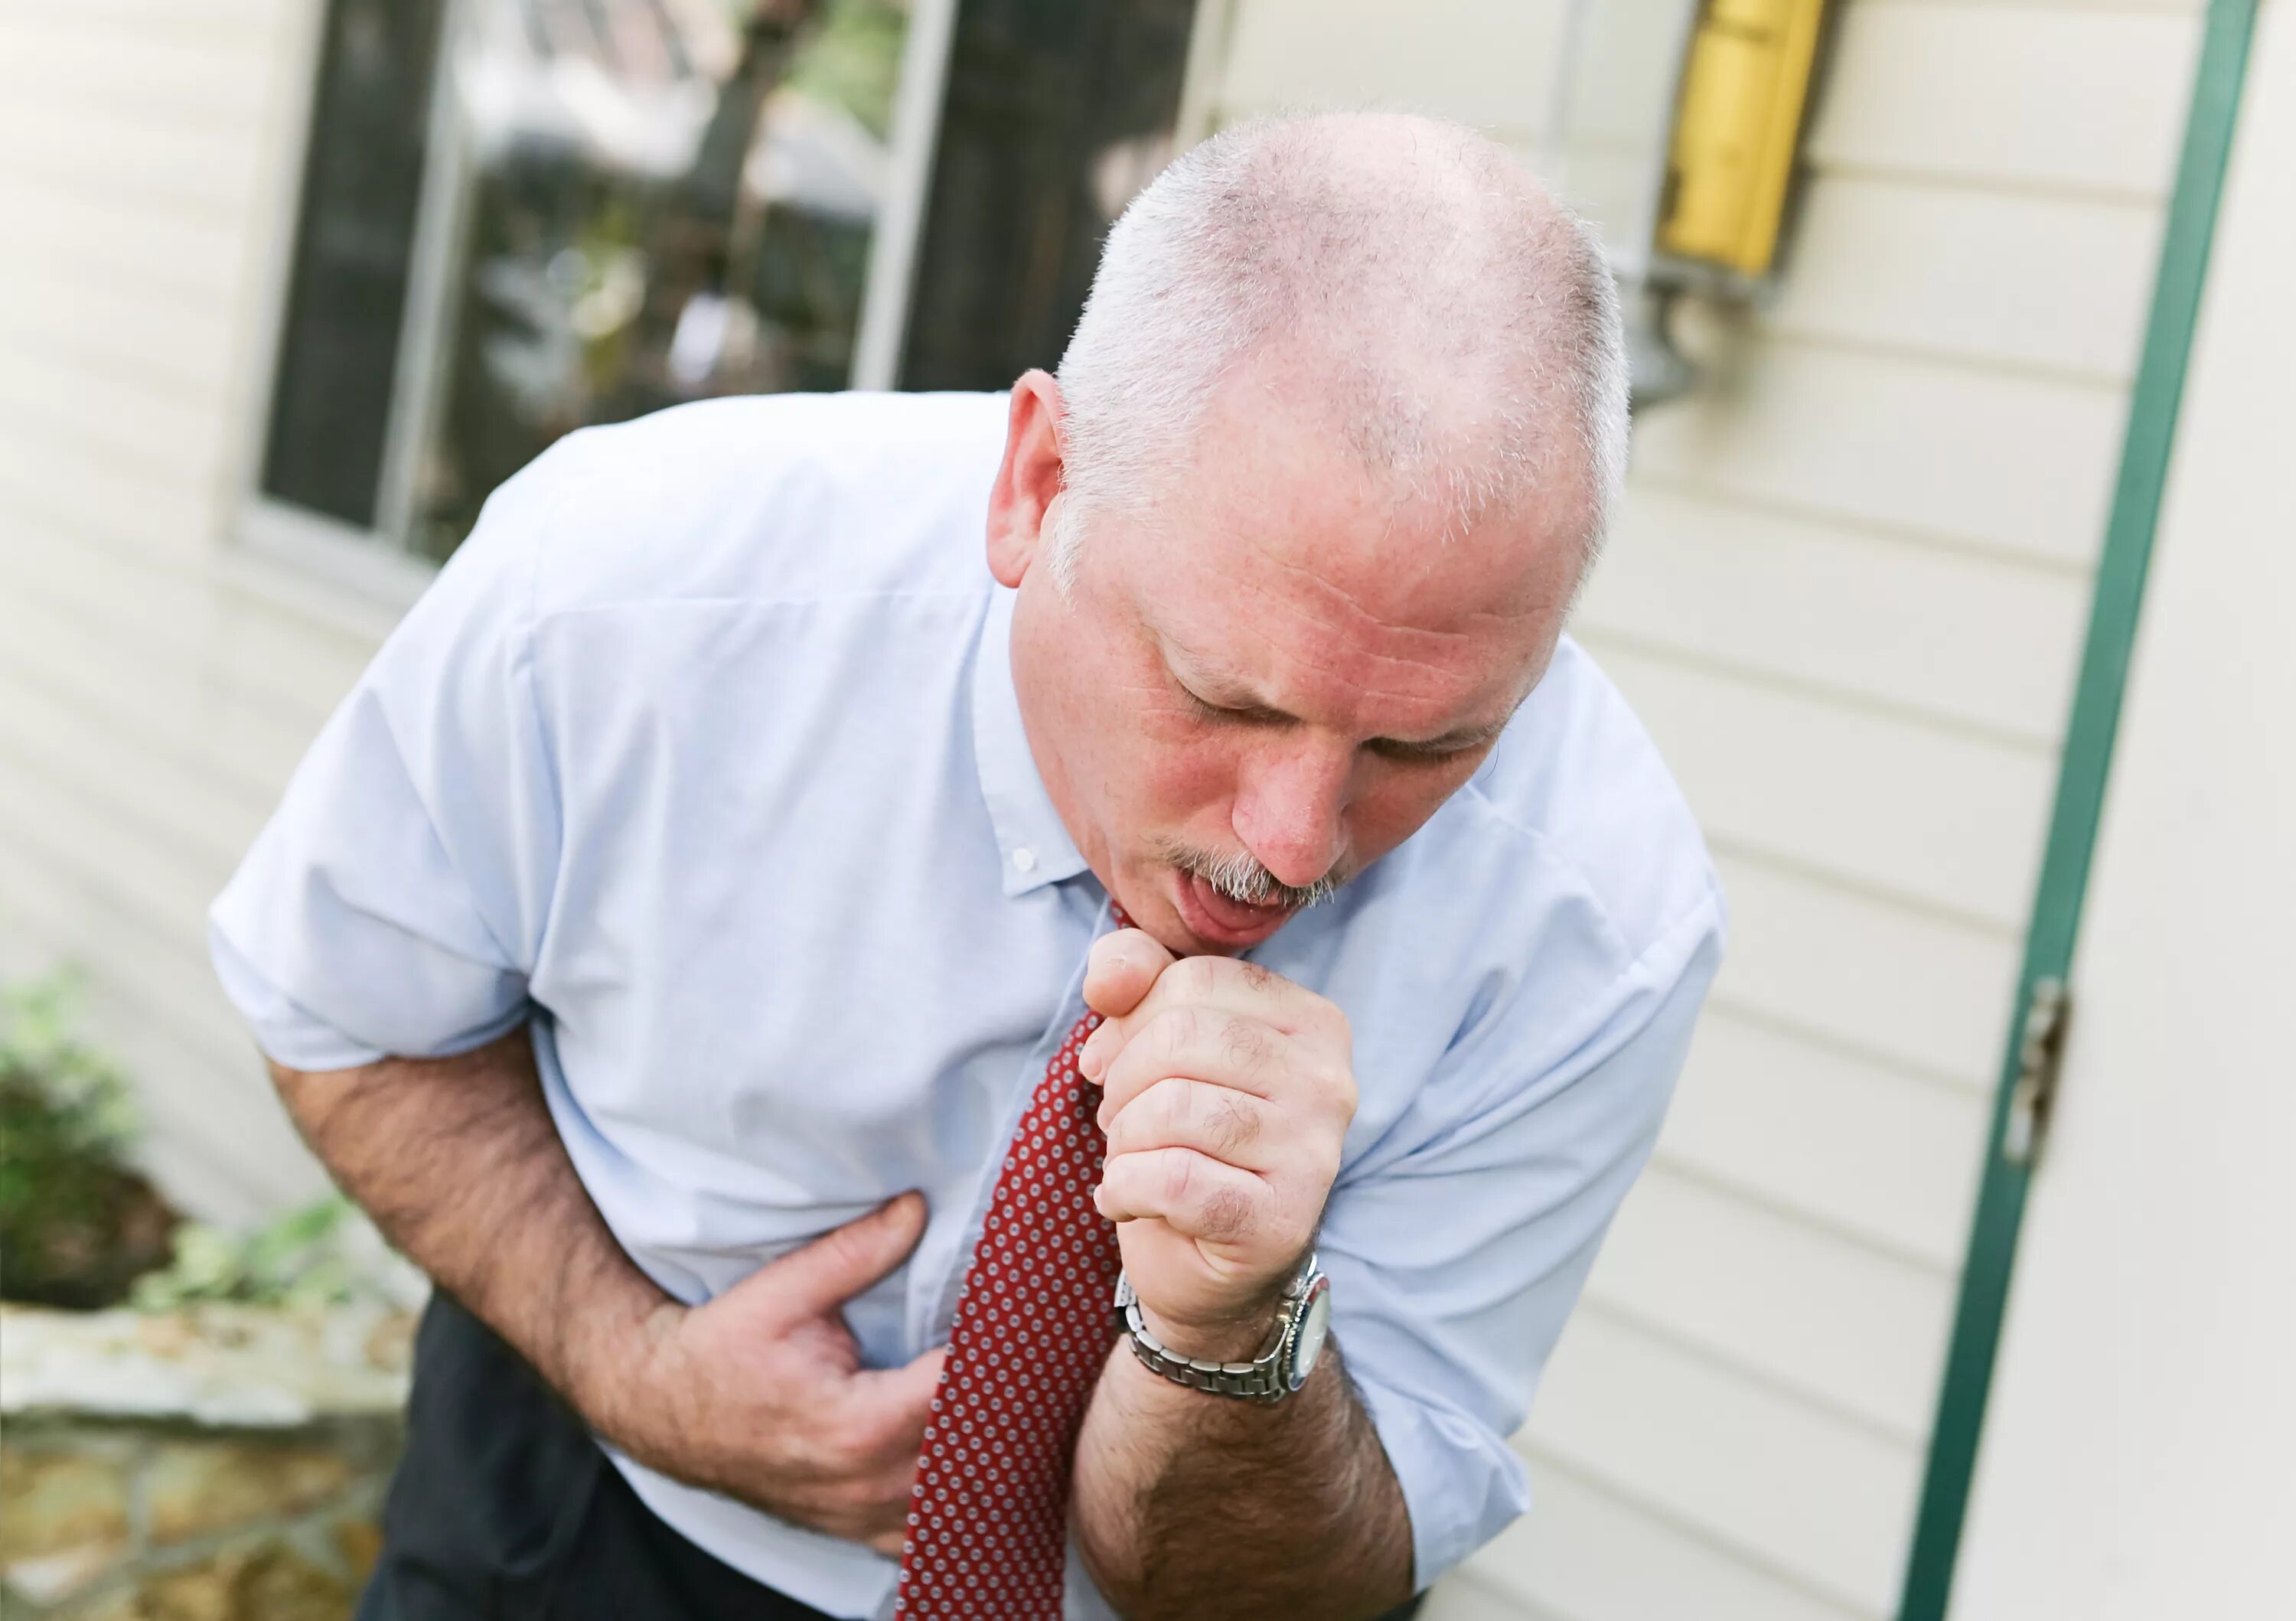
[1321,886,1725,1591]
[210,451,575,1070]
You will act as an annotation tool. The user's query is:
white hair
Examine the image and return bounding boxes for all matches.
[1047,111,1629,594]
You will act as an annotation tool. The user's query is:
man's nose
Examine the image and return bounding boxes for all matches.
[1231,741,1352,890]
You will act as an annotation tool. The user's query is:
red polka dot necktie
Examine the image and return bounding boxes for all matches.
[895,907,1132,1618]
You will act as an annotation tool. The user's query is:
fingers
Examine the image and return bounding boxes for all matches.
[1094,1006,1287,1125]
[793,1454,922,1553]
[1102,1075,1282,1173]
[1081,951,1341,1081]
[830,1344,947,1555]
[750,1191,928,1324]
[1082,927,1175,1020]
[756,1342,940,1557]
[1095,1145,1270,1244]
[1144,952,1334,1033]
[846,1344,947,1456]
[655,1207,944,1558]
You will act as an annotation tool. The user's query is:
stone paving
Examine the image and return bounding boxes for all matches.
[0,1303,413,1619]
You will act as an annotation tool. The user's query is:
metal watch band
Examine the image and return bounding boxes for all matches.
[1111,1269,1294,1404]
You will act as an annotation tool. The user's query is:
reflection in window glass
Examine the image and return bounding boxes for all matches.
[411,0,912,559]
[260,0,445,529]
[409,0,909,556]
[899,0,1194,390]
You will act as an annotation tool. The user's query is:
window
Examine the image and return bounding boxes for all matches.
[257,0,923,563]
[253,0,1199,567]
[260,0,446,533]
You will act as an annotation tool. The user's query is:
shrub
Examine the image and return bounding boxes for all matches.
[0,972,179,1306]
[132,1193,383,1311]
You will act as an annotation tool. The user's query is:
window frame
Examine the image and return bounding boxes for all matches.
[232,0,964,601]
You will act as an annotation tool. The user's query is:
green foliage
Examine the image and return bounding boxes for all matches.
[785,0,910,138]
[132,1194,378,1312]
[1,975,407,1313]
[0,971,177,1307]
[0,970,139,1150]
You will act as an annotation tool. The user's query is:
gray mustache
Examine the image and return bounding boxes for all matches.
[1161,841,1345,911]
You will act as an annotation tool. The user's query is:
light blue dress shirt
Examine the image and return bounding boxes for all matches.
[210,391,1724,1619]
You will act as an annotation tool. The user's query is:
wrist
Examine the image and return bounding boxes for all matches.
[569,1291,689,1463]
[1137,1296,1282,1364]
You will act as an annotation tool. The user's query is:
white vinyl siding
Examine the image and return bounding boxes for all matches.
[1955,7,2296,1611]
[1185,0,2200,1614]
[0,0,357,1223]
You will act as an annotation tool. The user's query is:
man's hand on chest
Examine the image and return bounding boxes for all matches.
[612,1192,945,1554]
[1078,931,1359,1362]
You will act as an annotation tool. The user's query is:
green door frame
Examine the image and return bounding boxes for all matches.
[1896,0,2262,1615]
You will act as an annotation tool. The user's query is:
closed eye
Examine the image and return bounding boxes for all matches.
[1179,679,1495,765]
[1363,735,1486,766]
[1175,683,1288,729]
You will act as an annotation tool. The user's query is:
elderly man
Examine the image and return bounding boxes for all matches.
[210,113,1720,1620]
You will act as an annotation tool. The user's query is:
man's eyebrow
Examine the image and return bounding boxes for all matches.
[1158,634,1264,696]
[1159,636,1517,753]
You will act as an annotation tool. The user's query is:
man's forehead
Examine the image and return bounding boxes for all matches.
[1159,392,1577,621]
[1186,337,1586,554]
[1143,588,1546,745]
[1143,462,1570,656]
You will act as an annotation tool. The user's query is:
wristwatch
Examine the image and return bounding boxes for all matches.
[1112,1254,1332,1404]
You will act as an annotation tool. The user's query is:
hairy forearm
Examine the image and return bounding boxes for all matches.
[1071,1336,1413,1620]
[267,1024,670,1443]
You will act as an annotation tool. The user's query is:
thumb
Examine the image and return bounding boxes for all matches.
[748,1191,928,1324]
[1082,927,1176,1021]
[850,1343,950,1438]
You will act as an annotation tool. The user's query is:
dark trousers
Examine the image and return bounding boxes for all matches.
[357,1292,831,1619]
[360,1292,1425,1620]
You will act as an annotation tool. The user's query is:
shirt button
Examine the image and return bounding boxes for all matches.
[1012,847,1037,873]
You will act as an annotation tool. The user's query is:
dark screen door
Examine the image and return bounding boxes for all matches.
[898,0,1198,390]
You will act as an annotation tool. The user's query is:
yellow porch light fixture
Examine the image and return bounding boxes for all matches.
[1656,0,1832,282]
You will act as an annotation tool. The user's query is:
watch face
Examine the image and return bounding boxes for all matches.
[1287,1278,1334,1391]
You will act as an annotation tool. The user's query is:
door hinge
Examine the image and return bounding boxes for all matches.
[2001,977,2071,1166]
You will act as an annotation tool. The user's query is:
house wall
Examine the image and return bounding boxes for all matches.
[1950,3,2295,1613]
[0,0,2229,1615]
[1183,1,2205,1617]
[0,0,364,1222]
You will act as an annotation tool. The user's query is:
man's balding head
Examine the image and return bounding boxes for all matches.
[984,113,1625,957]
[1051,112,1627,590]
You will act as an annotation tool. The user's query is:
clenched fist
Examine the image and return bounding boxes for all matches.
[1078,930,1357,1359]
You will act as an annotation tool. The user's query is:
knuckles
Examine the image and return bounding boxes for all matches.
[1194,1181,1258,1244]
[1140,1004,1205,1066]
[1112,961,1352,1071]
[1215,1012,1274,1076]
[1200,1086,1262,1155]
[1163,954,1228,1004]
[1156,1145,1201,1205]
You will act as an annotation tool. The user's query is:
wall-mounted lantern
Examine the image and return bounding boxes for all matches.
[1544,0,1835,406]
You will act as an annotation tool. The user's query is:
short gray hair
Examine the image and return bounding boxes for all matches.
[1048,111,1628,592]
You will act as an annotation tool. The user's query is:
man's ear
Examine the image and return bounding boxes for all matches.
[986,370,1067,589]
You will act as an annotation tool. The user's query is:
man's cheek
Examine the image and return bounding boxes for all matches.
[1140,744,1235,831]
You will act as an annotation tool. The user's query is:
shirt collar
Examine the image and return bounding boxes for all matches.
[972,585,1090,897]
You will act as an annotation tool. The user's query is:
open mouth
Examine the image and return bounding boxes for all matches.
[1170,867,1295,949]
